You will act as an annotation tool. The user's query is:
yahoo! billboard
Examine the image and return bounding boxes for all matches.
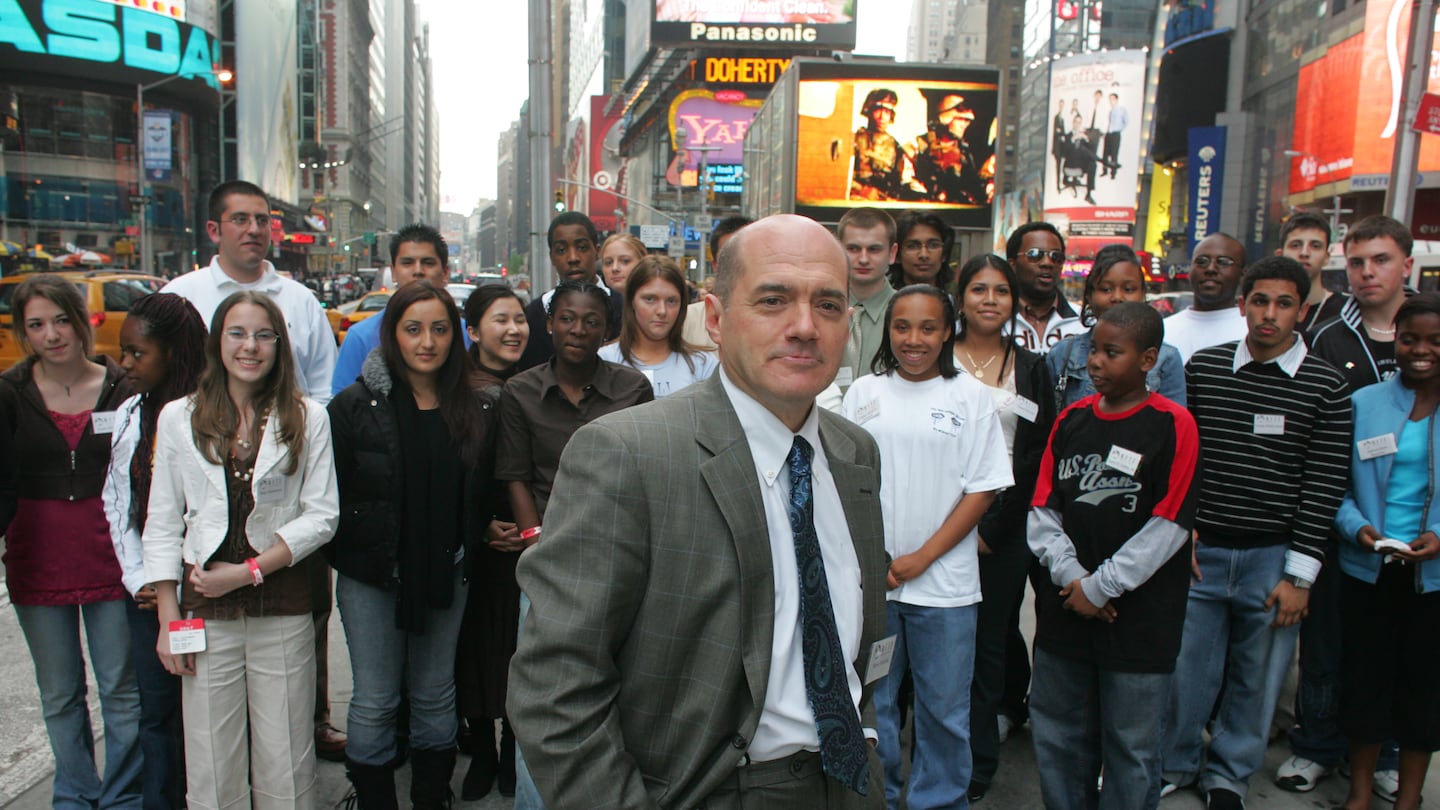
[0,0,222,96]
[666,89,762,192]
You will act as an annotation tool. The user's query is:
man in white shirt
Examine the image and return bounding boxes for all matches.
[1164,233,1249,363]
[163,181,337,403]
[509,214,887,809]
[161,180,345,761]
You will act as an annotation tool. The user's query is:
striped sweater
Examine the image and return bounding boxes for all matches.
[1185,340,1352,575]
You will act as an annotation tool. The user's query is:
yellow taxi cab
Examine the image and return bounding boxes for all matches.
[0,270,165,369]
[337,290,392,344]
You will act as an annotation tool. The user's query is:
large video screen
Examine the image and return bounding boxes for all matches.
[650,0,857,50]
[793,61,998,230]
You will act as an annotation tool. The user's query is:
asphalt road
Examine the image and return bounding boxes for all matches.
[1,576,1437,808]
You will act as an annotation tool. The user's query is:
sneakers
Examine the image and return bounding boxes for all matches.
[1159,779,1182,798]
[996,714,1013,744]
[1274,755,1334,792]
[1373,769,1400,802]
[1205,787,1245,809]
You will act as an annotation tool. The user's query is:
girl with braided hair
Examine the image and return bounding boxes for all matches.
[103,292,209,809]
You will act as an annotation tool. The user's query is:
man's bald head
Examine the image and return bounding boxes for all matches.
[713,214,848,304]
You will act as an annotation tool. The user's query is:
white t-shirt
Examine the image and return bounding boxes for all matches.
[1163,306,1248,363]
[597,344,719,398]
[841,371,1014,608]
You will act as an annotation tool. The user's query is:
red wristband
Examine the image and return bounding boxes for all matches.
[246,558,264,587]
[520,526,542,541]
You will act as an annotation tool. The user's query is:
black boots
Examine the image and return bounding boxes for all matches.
[498,719,517,797]
[409,747,456,810]
[343,760,398,810]
[461,740,497,800]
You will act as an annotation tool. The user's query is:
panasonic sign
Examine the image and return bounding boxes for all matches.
[0,0,221,91]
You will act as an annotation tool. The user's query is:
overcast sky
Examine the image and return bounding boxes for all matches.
[426,3,909,213]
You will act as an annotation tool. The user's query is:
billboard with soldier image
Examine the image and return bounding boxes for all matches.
[791,62,999,230]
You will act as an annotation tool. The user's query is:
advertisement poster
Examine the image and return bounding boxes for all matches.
[1042,50,1147,258]
[1187,126,1227,255]
[794,64,998,229]
[589,96,627,233]
[651,0,857,51]
[1289,0,1440,194]
[666,89,762,191]
[143,110,173,182]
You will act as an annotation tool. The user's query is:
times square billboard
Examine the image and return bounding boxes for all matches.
[641,0,857,52]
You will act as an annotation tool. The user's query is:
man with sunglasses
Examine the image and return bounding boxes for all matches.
[162,180,337,402]
[1163,233,1249,363]
[1006,222,1080,353]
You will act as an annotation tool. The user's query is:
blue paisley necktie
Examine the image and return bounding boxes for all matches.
[786,435,869,795]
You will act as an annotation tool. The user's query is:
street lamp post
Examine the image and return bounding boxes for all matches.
[674,126,722,281]
[136,68,231,276]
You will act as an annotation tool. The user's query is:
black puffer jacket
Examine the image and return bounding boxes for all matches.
[325,349,498,587]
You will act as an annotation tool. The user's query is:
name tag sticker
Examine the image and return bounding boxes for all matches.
[641,369,655,386]
[1254,414,1286,435]
[168,618,206,654]
[864,635,898,685]
[1358,433,1399,460]
[91,411,116,434]
[854,399,880,425]
[255,475,286,505]
[1013,396,1040,423]
[1105,445,1142,477]
[836,367,855,389]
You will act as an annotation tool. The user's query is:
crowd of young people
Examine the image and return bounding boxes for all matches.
[2,185,1437,810]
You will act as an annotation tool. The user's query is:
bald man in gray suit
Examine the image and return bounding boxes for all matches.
[509,215,888,809]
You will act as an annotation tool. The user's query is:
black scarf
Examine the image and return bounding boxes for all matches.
[390,380,464,634]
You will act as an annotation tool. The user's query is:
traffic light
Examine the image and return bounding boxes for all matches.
[553,189,565,212]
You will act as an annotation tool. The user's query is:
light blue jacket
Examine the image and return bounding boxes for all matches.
[1335,375,1440,593]
[1047,329,1188,410]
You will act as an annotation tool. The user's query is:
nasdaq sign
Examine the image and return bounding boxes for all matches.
[0,0,221,91]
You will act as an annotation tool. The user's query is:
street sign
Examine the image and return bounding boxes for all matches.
[667,235,686,258]
[1414,92,1440,136]
[639,225,670,249]
[129,194,152,205]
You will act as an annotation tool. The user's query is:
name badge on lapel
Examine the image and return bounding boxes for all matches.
[255,474,286,505]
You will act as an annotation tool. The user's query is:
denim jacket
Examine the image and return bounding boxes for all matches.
[1046,329,1188,410]
[1334,375,1440,593]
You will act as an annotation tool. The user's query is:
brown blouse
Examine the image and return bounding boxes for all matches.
[180,449,311,619]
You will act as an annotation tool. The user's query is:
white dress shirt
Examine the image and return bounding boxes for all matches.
[719,369,866,762]
[161,257,338,403]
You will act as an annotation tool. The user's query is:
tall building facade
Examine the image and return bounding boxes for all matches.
[908,0,990,65]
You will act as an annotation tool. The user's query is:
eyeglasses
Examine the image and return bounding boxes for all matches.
[1023,248,1065,263]
[1192,255,1237,270]
[220,213,271,229]
[222,328,280,345]
[902,239,945,253]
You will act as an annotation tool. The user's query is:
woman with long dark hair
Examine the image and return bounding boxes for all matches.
[598,255,718,398]
[103,292,209,809]
[950,254,1059,801]
[144,290,338,809]
[329,282,495,809]
[0,273,141,808]
[456,284,530,799]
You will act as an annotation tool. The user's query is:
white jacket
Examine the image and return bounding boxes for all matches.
[142,395,339,584]
[102,394,147,596]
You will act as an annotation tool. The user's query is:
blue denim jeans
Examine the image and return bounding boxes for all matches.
[875,601,978,810]
[14,599,143,810]
[336,571,467,766]
[1161,542,1299,798]
[512,591,547,810]
[1030,648,1170,810]
[123,597,184,810]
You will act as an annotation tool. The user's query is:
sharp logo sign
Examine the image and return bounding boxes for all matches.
[0,0,221,90]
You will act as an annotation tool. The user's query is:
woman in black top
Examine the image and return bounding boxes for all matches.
[951,254,1058,801]
[455,284,530,799]
[328,282,495,810]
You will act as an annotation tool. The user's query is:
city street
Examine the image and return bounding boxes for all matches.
[2,569,1436,808]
